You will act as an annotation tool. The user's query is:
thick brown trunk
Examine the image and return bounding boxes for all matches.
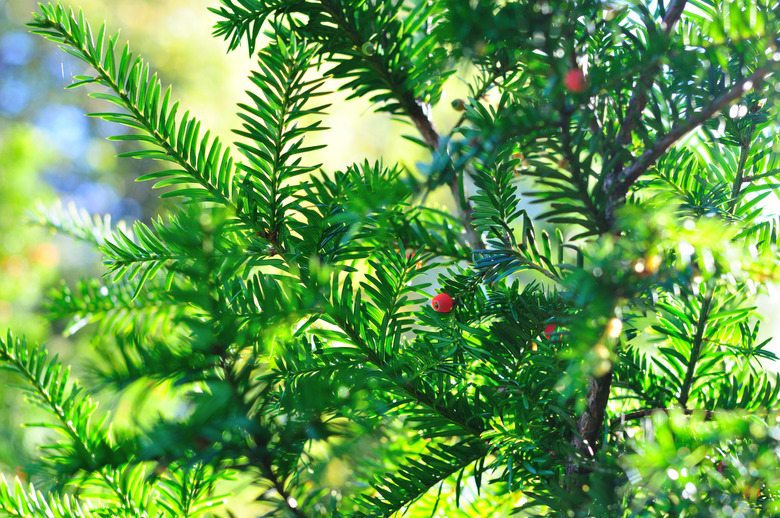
[565,370,613,489]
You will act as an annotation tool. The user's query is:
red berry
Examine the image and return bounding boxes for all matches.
[564,69,587,93]
[431,293,453,313]
[451,98,466,111]
[544,324,556,338]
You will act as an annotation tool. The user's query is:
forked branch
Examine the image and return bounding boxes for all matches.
[606,66,773,216]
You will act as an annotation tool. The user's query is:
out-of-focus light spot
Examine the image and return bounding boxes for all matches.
[35,104,89,158]
[0,300,12,321]
[682,482,697,499]
[606,318,622,338]
[85,138,116,171]
[0,79,30,114]
[667,468,679,480]
[3,231,23,254]
[166,8,198,38]
[287,497,298,509]
[110,198,142,221]
[31,242,60,267]
[729,104,748,118]
[72,182,119,214]
[43,170,81,193]
[324,458,352,487]
[0,32,33,65]
[2,255,27,277]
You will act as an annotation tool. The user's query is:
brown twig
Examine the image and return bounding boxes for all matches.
[602,0,688,198]
[614,407,715,426]
[606,66,772,213]
[563,2,692,493]
[316,1,482,250]
[407,82,485,251]
[259,457,309,518]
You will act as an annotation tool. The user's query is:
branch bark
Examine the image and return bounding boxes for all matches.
[602,0,688,198]
[259,457,309,518]
[317,1,482,250]
[606,66,771,213]
[565,369,613,488]
[407,85,485,250]
[615,407,714,426]
[564,4,689,491]
[615,1,687,145]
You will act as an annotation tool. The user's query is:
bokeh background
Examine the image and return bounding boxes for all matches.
[2,0,780,513]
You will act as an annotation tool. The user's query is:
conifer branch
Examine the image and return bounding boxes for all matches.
[614,407,715,425]
[0,334,138,513]
[605,66,773,218]
[312,1,481,249]
[0,476,89,518]
[602,0,687,204]
[361,439,488,516]
[728,127,755,213]
[257,457,309,518]
[612,0,687,149]
[331,315,486,437]
[678,292,713,408]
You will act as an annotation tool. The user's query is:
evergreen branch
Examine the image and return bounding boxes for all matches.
[101,216,199,294]
[331,317,485,437]
[558,109,609,234]
[45,278,188,338]
[449,68,508,134]
[100,209,279,294]
[359,439,488,516]
[235,29,329,242]
[611,0,687,150]
[213,0,485,250]
[326,258,487,437]
[606,66,773,216]
[32,201,117,247]
[311,0,441,147]
[209,0,304,55]
[0,475,90,518]
[302,0,483,249]
[89,335,221,392]
[29,4,241,209]
[612,407,714,426]
[565,369,613,489]
[156,463,228,518]
[0,333,137,513]
[727,126,755,213]
[678,291,713,408]
[257,457,309,518]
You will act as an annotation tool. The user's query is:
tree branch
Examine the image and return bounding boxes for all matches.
[606,66,772,213]
[614,0,687,146]
[258,456,309,518]
[602,0,687,197]
[678,291,713,408]
[728,126,755,213]
[614,407,714,426]
[315,1,482,250]
[565,369,613,488]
